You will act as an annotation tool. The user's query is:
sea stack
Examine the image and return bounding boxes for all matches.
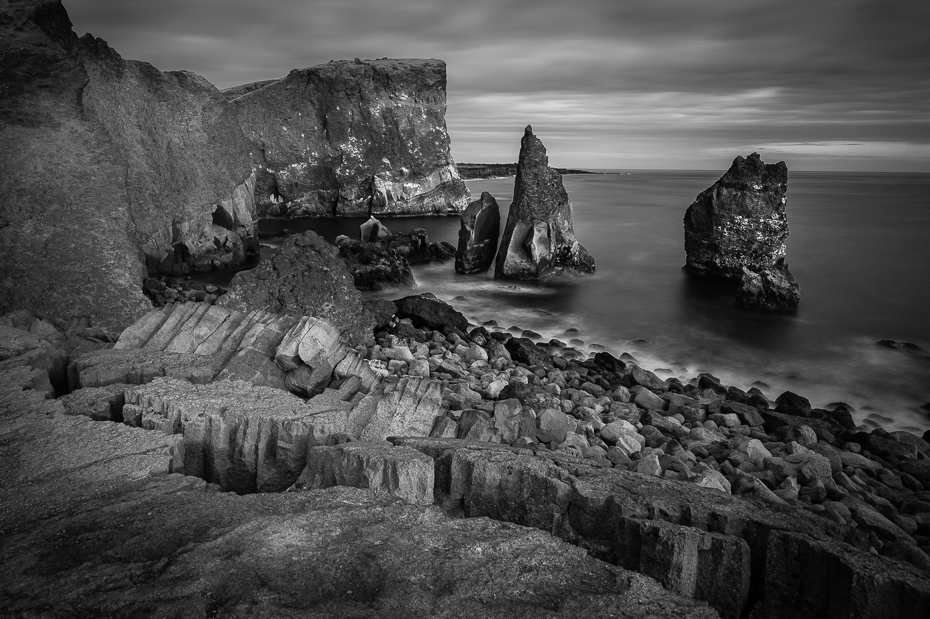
[683,153,800,310]
[494,126,595,280]
[455,192,500,274]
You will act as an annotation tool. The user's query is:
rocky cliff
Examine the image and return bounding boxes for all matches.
[0,0,257,335]
[683,153,799,309]
[495,126,595,280]
[227,58,470,218]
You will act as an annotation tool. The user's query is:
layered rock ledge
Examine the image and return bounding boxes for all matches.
[4,292,930,617]
[228,58,471,217]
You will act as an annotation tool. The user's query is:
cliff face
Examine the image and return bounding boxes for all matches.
[0,0,257,334]
[228,59,470,218]
[494,126,595,280]
[683,153,799,310]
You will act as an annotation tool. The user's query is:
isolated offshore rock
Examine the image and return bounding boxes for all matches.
[218,231,375,346]
[684,153,789,277]
[495,126,595,280]
[228,58,470,217]
[0,0,257,334]
[736,264,801,311]
[456,191,501,274]
[684,153,799,309]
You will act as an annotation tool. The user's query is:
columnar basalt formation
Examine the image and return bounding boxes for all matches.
[456,191,501,274]
[494,126,595,280]
[227,58,471,218]
[0,0,258,335]
[683,153,800,310]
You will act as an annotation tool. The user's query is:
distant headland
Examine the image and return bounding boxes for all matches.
[457,162,613,179]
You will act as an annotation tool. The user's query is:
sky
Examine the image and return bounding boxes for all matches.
[64,0,930,172]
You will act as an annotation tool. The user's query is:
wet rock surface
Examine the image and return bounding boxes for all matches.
[495,126,595,280]
[228,58,470,218]
[456,191,501,274]
[684,153,799,310]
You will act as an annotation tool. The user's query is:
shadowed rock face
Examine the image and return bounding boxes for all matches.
[228,58,471,218]
[0,0,257,335]
[684,153,789,277]
[218,231,376,347]
[683,153,799,310]
[494,126,595,280]
[456,191,501,274]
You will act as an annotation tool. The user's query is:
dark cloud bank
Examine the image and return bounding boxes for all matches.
[67,0,930,171]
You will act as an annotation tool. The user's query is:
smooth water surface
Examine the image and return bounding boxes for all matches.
[260,171,930,432]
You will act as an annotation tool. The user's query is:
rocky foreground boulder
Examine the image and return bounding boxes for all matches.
[495,126,595,280]
[456,191,501,274]
[683,153,800,310]
[227,58,471,218]
[0,0,258,335]
[218,231,376,346]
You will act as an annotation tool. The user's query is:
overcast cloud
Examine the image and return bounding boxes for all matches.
[65,0,930,171]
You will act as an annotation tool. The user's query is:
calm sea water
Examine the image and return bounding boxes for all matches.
[259,171,930,433]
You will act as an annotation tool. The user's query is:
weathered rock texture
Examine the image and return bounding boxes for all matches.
[736,264,801,311]
[495,126,595,280]
[390,437,930,619]
[0,348,721,619]
[683,153,799,309]
[227,58,471,217]
[456,191,501,274]
[0,0,258,335]
[298,442,436,505]
[218,231,376,346]
[335,236,417,291]
[68,302,444,492]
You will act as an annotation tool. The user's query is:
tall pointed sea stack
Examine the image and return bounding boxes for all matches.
[684,153,799,310]
[494,126,595,280]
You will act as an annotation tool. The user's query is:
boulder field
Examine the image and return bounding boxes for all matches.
[4,297,930,618]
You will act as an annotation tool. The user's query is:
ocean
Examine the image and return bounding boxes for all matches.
[259,170,930,434]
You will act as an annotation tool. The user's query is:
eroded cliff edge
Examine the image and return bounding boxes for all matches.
[0,0,258,335]
[226,58,471,218]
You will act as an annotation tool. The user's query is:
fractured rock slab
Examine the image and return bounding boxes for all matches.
[297,442,435,505]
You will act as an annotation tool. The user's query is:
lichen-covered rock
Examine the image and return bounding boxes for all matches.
[736,264,800,311]
[218,231,375,346]
[456,191,501,274]
[0,0,256,335]
[684,153,790,277]
[495,126,595,280]
[228,58,470,217]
